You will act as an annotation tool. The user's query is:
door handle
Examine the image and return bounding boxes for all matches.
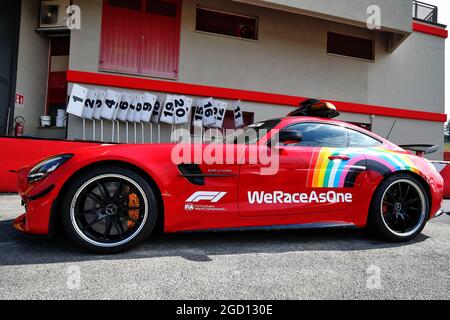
[329,155,350,161]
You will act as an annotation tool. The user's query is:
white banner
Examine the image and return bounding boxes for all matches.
[100,90,121,120]
[160,95,176,124]
[151,97,163,124]
[141,93,157,123]
[133,95,145,123]
[67,84,88,117]
[174,96,193,125]
[126,94,142,122]
[192,99,205,128]
[82,90,98,119]
[211,100,227,128]
[202,98,216,127]
[116,92,133,122]
[93,89,106,120]
[234,100,244,128]
[112,92,123,120]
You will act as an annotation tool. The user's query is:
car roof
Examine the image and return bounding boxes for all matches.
[270,116,399,149]
[280,116,357,128]
[276,116,367,132]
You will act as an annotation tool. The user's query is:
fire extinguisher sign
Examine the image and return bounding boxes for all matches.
[15,93,25,108]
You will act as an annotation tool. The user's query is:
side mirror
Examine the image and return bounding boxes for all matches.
[279,130,303,145]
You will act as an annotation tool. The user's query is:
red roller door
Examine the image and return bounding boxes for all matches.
[141,0,182,79]
[99,0,182,79]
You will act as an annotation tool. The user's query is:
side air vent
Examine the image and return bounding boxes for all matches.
[178,164,205,186]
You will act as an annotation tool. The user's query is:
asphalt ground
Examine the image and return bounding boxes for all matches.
[0,194,449,300]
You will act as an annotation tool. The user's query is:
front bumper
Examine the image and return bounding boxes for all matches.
[431,206,450,219]
[14,167,60,235]
[13,214,27,233]
[14,195,56,235]
[434,209,444,219]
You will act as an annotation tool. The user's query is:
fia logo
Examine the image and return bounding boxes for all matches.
[184,204,195,212]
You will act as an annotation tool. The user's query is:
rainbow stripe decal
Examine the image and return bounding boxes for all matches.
[308,148,419,188]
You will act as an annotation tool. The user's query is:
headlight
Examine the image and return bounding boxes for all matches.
[28,154,73,183]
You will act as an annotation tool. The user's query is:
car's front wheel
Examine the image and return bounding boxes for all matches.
[61,165,158,253]
[368,174,429,242]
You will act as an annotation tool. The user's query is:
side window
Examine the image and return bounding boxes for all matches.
[347,129,382,148]
[287,123,347,148]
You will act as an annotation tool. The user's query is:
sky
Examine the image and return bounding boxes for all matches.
[425,0,449,115]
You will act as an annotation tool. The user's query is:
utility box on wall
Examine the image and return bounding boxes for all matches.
[38,0,71,30]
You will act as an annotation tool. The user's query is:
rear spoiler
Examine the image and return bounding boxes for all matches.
[430,161,450,173]
[399,144,439,156]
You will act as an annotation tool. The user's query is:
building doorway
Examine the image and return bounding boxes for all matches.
[0,1,21,135]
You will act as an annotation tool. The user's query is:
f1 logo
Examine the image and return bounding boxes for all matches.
[186,192,227,203]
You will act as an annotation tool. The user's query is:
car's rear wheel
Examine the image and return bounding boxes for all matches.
[61,165,158,253]
[368,174,429,242]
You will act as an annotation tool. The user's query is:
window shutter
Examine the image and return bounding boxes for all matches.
[140,0,182,79]
[99,0,182,79]
[100,0,143,74]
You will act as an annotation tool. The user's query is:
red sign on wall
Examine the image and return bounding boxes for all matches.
[15,93,25,108]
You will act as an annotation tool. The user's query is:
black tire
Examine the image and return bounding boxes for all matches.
[368,173,429,242]
[60,165,159,254]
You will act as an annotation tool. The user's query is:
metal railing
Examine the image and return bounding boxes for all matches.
[413,0,438,24]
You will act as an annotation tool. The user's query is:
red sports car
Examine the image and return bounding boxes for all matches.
[13,101,444,253]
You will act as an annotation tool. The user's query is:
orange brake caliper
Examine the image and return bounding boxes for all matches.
[127,193,140,229]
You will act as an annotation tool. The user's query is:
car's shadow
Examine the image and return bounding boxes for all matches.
[0,219,429,266]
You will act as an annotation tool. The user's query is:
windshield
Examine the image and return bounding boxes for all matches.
[223,119,281,145]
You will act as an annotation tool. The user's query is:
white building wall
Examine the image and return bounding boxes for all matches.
[369,31,445,114]
[69,0,103,75]
[233,0,413,33]
[14,0,49,137]
[69,0,444,110]
[71,0,374,102]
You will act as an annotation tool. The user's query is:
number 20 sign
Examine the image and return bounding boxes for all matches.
[174,96,193,125]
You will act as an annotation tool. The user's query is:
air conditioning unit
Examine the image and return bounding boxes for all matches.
[39,0,71,29]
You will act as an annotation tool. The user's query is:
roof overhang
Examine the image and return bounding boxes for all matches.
[232,0,414,51]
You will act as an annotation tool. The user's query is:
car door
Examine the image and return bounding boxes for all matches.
[238,142,314,217]
[238,122,365,217]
